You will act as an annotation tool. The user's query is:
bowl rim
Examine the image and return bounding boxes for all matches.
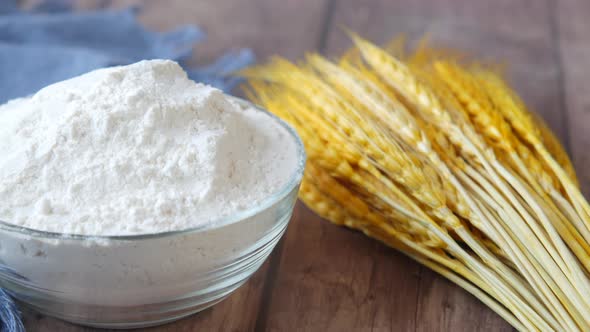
[0,97,306,241]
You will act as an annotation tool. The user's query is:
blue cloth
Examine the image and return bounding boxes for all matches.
[0,1,254,103]
[0,290,22,332]
[0,1,255,331]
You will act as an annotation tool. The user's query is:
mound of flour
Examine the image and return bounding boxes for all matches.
[0,60,297,235]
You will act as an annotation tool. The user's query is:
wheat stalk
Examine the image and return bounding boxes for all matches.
[242,32,590,331]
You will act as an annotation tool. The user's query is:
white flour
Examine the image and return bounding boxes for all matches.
[0,60,297,236]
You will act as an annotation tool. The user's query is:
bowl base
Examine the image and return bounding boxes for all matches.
[3,205,294,329]
[19,296,227,330]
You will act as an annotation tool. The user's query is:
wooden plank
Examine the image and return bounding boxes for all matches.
[415,270,513,332]
[259,203,421,332]
[554,0,590,196]
[74,0,328,62]
[318,0,563,331]
[17,1,329,331]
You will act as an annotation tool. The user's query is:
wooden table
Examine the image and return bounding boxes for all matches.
[21,0,590,331]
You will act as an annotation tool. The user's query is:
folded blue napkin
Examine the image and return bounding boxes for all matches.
[0,1,255,331]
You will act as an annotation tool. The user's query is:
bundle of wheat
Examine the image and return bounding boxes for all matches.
[241,32,590,331]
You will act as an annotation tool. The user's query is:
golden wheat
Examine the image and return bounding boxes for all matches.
[242,33,590,331]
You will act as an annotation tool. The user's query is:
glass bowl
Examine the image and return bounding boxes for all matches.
[0,98,306,329]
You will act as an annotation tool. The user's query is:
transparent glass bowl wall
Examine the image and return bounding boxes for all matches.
[0,98,305,329]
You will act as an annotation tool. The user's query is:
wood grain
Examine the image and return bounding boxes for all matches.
[258,203,421,332]
[73,0,329,62]
[415,270,514,332]
[555,0,590,196]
